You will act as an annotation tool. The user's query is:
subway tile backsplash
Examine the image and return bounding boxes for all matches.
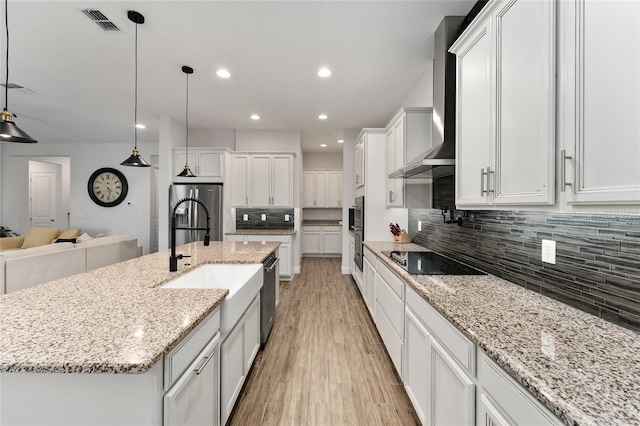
[408,209,640,331]
[236,208,294,230]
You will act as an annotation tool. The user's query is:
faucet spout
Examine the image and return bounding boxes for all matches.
[170,197,211,272]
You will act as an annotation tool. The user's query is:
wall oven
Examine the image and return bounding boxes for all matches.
[353,196,364,271]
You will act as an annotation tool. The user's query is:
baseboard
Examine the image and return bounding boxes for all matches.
[341,266,351,275]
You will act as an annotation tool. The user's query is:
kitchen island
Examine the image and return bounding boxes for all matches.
[0,241,279,425]
[364,241,640,426]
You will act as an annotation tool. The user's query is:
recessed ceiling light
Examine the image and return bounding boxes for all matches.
[135,123,146,129]
[317,67,331,77]
[318,114,328,120]
[320,144,327,148]
[337,139,344,144]
[250,114,260,120]
[216,69,231,78]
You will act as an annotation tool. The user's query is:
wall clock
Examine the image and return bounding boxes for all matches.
[87,168,129,207]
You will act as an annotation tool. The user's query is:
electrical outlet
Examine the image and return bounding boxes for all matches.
[418,220,422,232]
[285,214,290,221]
[261,214,267,221]
[243,214,248,221]
[542,239,556,264]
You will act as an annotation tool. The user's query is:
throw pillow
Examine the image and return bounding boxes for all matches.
[21,227,60,249]
[54,238,77,243]
[77,232,94,243]
[58,228,81,239]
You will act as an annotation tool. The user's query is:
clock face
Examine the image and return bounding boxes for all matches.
[87,168,129,207]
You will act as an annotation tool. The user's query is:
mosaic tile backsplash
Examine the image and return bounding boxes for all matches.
[235,208,294,230]
[408,209,640,331]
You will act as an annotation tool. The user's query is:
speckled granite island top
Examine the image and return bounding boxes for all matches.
[0,241,279,374]
[364,241,640,425]
[226,229,296,235]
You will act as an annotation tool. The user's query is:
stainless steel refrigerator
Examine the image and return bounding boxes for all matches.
[169,184,223,246]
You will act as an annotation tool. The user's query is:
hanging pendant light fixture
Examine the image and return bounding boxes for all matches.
[0,0,36,143]
[121,10,149,167]
[177,66,196,177]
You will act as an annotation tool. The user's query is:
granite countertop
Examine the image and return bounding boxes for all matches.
[364,241,640,425]
[302,220,342,226]
[0,241,279,374]
[226,229,296,235]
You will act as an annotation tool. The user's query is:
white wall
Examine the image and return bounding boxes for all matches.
[302,152,343,170]
[341,129,358,272]
[158,116,184,251]
[189,129,236,149]
[398,62,434,109]
[1,142,158,254]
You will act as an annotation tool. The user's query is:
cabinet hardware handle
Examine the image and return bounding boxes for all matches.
[481,167,495,195]
[561,149,573,192]
[246,196,248,205]
[389,190,394,203]
[480,168,486,195]
[194,348,215,375]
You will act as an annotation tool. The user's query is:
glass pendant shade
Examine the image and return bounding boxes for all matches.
[121,10,150,167]
[0,110,37,143]
[177,65,196,177]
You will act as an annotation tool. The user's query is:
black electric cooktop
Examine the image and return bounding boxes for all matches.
[381,251,486,276]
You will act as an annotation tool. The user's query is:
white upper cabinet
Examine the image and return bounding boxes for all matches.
[232,153,294,208]
[355,136,365,189]
[173,148,226,182]
[386,117,405,207]
[559,0,640,205]
[451,0,556,208]
[303,171,343,208]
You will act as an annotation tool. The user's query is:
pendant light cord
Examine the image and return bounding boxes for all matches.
[185,72,189,159]
[133,18,138,150]
[4,0,9,111]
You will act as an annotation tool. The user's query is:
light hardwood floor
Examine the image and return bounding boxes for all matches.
[229,257,420,425]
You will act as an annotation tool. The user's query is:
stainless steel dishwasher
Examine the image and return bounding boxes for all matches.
[261,252,279,346]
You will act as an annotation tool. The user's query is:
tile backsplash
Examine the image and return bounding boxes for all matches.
[236,208,294,230]
[408,209,640,331]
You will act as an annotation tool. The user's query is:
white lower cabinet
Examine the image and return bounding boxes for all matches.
[301,226,342,255]
[374,261,405,378]
[348,233,355,276]
[221,295,261,425]
[404,308,430,424]
[164,334,220,426]
[362,251,376,319]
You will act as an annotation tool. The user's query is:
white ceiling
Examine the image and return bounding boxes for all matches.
[4,1,475,153]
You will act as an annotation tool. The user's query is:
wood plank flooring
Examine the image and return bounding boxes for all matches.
[229,257,420,425]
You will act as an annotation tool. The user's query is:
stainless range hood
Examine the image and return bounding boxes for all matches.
[390,16,464,180]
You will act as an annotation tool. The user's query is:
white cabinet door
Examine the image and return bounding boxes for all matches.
[493,0,555,205]
[355,138,365,188]
[362,255,375,317]
[272,155,293,207]
[243,296,260,373]
[198,151,224,178]
[386,118,405,207]
[251,155,272,207]
[278,243,292,278]
[164,336,219,426]
[327,171,343,207]
[303,171,316,207]
[322,227,342,254]
[349,236,355,276]
[302,229,321,254]
[315,172,327,207]
[454,20,493,207]
[561,0,640,205]
[404,308,430,425]
[174,151,198,176]
[221,324,244,425]
[232,155,251,207]
[430,336,475,426]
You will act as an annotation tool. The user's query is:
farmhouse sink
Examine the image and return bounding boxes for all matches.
[160,263,263,334]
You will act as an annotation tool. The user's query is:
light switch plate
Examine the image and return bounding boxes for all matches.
[418,221,422,232]
[261,214,267,221]
[243,214,248,221]
[542,239,556,264]
[285,214,290,221]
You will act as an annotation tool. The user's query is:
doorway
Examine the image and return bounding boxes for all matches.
[28,160,67,229]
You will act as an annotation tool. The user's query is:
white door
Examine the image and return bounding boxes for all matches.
[30,172,57,228]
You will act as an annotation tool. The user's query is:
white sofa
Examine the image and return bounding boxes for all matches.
[0,236,142,294]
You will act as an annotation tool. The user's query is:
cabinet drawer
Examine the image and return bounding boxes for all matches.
[303,226,322,232]
[164,308,220,390]
[377,261,404,299]
[376,274,404,337]
[375,299,403,377]
[323,226,341,232]
[363,246,376,264]
[406,286,475,375]
[478,351,561,425]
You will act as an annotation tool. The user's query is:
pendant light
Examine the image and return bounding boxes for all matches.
[177,66,195,177]
[0,0,36,143]
[121,10,149,167]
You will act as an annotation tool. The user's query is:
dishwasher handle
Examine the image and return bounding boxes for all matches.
[264,257,280,272]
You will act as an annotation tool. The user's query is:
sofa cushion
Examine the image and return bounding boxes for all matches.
[0,236,25,251]
[2,242,73,259]
[21,227,60,249]
[77,235,130,247]
[58,228,81,239]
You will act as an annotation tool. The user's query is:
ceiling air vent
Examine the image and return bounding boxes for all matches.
[82,9,121,31]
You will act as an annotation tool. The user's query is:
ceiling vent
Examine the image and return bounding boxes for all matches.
[82,9,121,31]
